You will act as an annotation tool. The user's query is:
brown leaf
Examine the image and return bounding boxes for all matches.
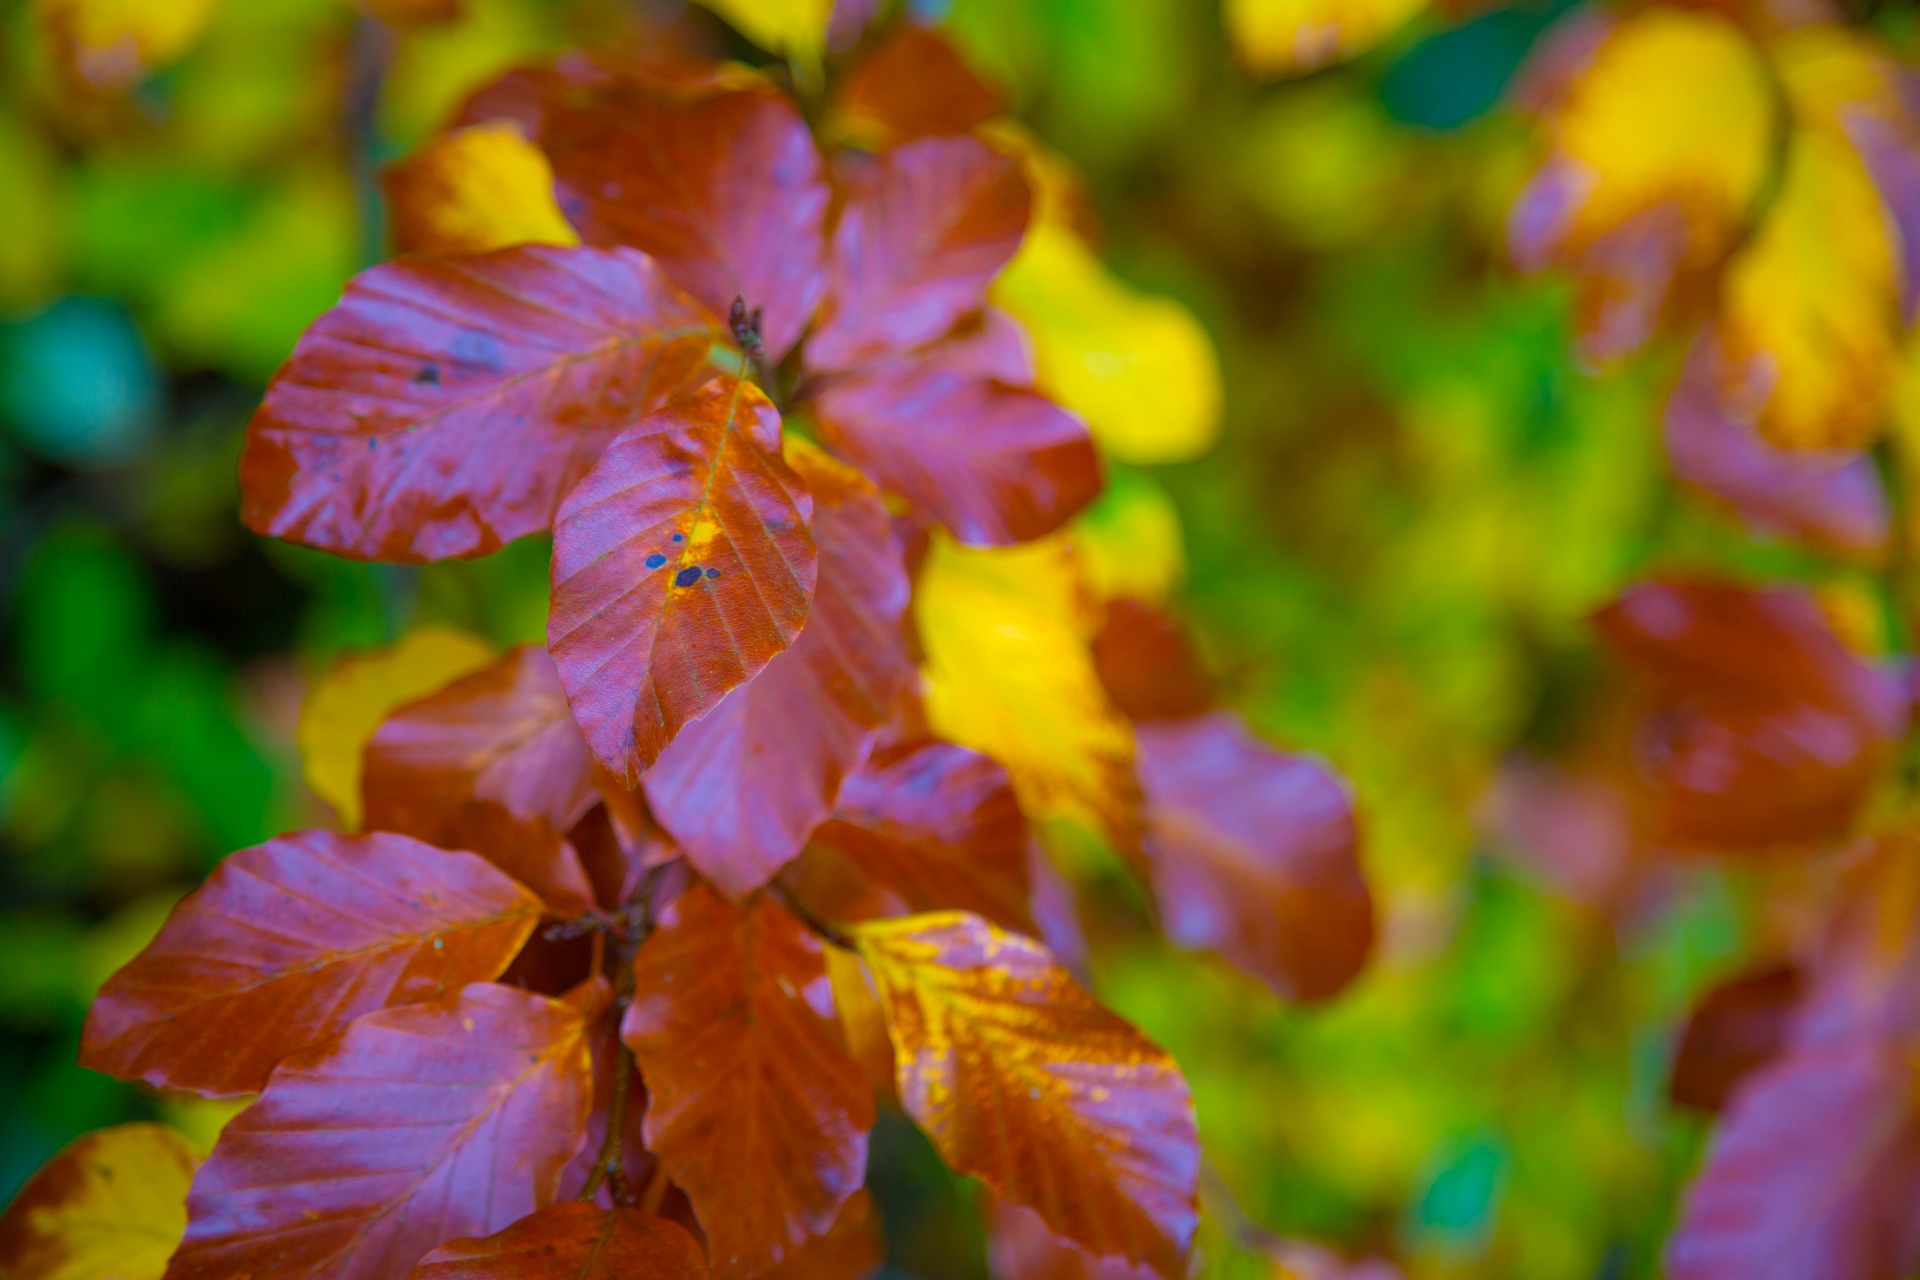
[1091,600,1214,724]
[1670,963,1804,1113]
[548,378,817,781]
[641,444,914,897]
[829,23,1003,147]
[757,1191,882,1280]
[165,983,595,1280]
[853,912,1198,1278]
[405,1204,705,1280]
[623,884,874,1278]
[83,831,543,1098]
[239,246,718,562]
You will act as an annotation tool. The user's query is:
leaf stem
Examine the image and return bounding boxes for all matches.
[768,880,857,951]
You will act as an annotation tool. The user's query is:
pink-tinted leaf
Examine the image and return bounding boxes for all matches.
[549,377,817,781]
[1136,713,1373,1003]
[623,884,873,1278]
[642,445,912,897]
[82,831,543,1098]
[543,85,829,362]
[165,983,594,1280]
[984,1197,1160,1280]
[405,1204,705,1280]
[807,136,1031,372]
[239,246,717,562]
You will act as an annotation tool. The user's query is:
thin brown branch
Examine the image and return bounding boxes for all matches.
[768,879,858,951]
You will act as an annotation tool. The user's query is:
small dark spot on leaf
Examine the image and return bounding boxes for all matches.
[645,553,667,570]
[675,566,702,588]
[367,437,378,450]
[412,362,440,386]
[671,533,684,543]
[704,567,719,579]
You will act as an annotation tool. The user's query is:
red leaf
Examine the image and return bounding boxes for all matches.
[813,348,1099,547]
[1091,599,1214,724]
[854,913,1199,1278]
[1665,1042,1920,1280]
[364,646,599,846]
[984,1198,1159,1280]
[166,983,595,1280]
[82,831,543,1098]
[622,884,874,1278]
[239,245,717,562]
[1669,963,1804,1113]
[642,447,913,896]
[1136,713,1373,1003]
[542,85,829,362]
[830,23,1003,146]
[807,136,1031,372]
[405,1204,705,1280]
[805,737,1036,933]
[549,377,817,781]
[1596,579,1906,849]
[437,806,600,916]
[1664,340,1888,562]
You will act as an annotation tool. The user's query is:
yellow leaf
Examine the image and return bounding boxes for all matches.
[297,626,495,828]
[916,533,1139,847]
[993,224,1221,466]
[359,0,465,26]
[1072,469,1185,604]
[35,0,219,91]
[1224,0,1428,77]
[383,121,580,257]
[852,912,1198,1277]
[1714,26,1904,451]
[0,1124,201,1280]
[1512,9,1774,363]
[690,0,832,65]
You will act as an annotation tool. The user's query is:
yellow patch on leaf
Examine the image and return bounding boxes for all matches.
[689,0,833,65]
[297,626,496,828]
[993,224,1221,465]
[916,533,1140,847]
[1223,0,1429,78]
[1072,470,1185,605]
[0,1124,201,1280]
[383,122,580,257]
[35,0,219,91]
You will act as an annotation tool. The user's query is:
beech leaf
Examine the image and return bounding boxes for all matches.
[829,24,1003,147]
[82,830,544,1098]
[1669,963,1803,1114]
[0,1124,201,1280]
[165,983,595,1280]
[853,912,1199,1278]
[239,245,719,562]
[404,1204,706,1280]
[548,377,817,781]
[383,122,580,258]
[622,884,874,1278]
[641,443,914,896]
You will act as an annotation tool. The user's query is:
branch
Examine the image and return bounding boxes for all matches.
[579,866,672,1203]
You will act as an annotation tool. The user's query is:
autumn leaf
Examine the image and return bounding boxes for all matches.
[383,122,580,257]
[404,1204,705,1280]
[916,533,1141,847]
[363,645,599,850]
[434,807,601,917]
[828,24,1003,148]
[548,377,817,781]
[1073,472,1186,606]
[993,223,1221,466]
[757,1190,882,1280]
[82,831,543,1098]
[299,625,496,828]
[689,0,833,65]
[165,983,595,1280]
[240,246,720,562]
[1091,599,1214,725]
[35,0,218,91]
[805,736,1037,934]
[542,85,829,362]
[983,1197,1160,1280]
[0,1124,200,1280]
[623,884,874,1277]
[1669,963,1803,1114]
[1137,713,1372,1002]
[1510,9,1774,365]
[1222,0,1428,78]
[812,340,1101,548]
[806,136,1031,373]
[854,912,1199,1277]
[641,442,913,897]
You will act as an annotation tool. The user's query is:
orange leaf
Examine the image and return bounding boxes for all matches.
[623,884,874,1278]
[82,831,543,1098]
[641,443,914,897]
[405,1204,705,1279]
[167,983,594,1280]
[548,378,817,781]
[240,246,719,562]
[852,912,1198,1278]
[1136,713,1373,1003]
[829,24,1002,147]
[758,1190,883,1280]
[0,1124,200,1280]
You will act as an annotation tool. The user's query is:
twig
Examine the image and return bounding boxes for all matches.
[579,866,670,1202]
[768,880,857,951]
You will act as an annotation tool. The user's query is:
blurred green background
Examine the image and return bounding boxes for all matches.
[3,0,1912,1276]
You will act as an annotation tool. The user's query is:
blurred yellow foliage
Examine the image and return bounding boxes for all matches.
[35,0,220,90]
[690,0,833,65]
[384,121,580,257]
[0,1125,199,1280]
[1224,0,1428,77]
[1072,470,1186,604]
